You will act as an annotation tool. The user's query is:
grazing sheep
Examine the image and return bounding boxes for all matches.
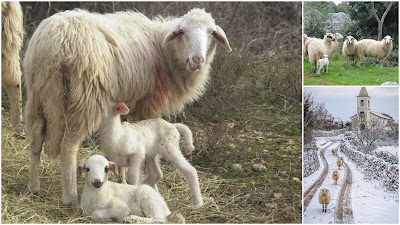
[319,188,331,212]
[342,36,358,65]
[332,149,336,155]
[337,158,343,170]
[332,170,340,185]
[316,55,329,77]
[24,8,231,207]
[100,103,203,207]
[77,155,177,223]
[1,1,23,128]
[354,35,393,67]
[308,33,335,72]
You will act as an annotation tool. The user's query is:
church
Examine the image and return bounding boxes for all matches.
[350,87,395,130]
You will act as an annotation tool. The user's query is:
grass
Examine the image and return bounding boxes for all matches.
[303,52,399,85]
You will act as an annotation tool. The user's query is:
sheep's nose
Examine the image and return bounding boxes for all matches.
[192,56,204,66]
[92,179,103,188]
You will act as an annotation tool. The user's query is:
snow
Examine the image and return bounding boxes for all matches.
[304,136,399,224]
[374,146,399,159]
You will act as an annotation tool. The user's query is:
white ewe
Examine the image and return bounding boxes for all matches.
[354,35,393,67]
[1,1,23,128]
[100,103,203,207]
[342,36,358,65]
[77,155,179,223]
[24,8,231,207]
[308,33,335,72]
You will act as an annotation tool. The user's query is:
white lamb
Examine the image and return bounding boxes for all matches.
[354,35,393,67]
[308,33,335,73]
[100,103,203,207]
[342,36,358,65]
[77,154,177,223]
[24,8,231,206]
[316,55,329,77]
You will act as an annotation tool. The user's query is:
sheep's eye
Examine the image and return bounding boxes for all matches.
[178,30,184,35]
[211,31,217,36]
[86,168,90,172]
[105,167,109,173]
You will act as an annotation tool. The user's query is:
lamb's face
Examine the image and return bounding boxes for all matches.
[163,9,231,72]
[77,155,116,188]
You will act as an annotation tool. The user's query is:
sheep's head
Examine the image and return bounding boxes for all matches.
[324,33,335,42]
[333,171,339,176]
[320,188,329,196]
[163,8,232,71]
[322,55,329,59]
[334,33,344,40]
[345,36,356,45]
[383,35,393,45]
[77,155,117,188]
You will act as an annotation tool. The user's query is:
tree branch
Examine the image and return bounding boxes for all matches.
[371,2,380,22]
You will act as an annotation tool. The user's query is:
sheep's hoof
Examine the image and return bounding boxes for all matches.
[167,211,185,224]
[31,191,45,202]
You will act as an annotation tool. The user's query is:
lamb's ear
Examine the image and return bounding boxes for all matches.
[113,103,130,115]
[108,162,118,177]
[214,25,232,52]
[77,161,86,178]
[163,25,181,46]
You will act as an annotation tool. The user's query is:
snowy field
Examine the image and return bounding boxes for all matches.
[374,146,399,159]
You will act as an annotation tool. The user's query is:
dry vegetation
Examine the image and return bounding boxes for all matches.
[2,2,302,223]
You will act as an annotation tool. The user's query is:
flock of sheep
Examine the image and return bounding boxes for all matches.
[304,32,394,77]
[318,149,345,213]
[2,2,232,222]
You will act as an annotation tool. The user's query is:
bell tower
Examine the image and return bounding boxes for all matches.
[357,87,370,130]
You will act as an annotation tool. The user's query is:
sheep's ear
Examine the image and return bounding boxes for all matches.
[108,162,118,177]
[214,25,232,52]
[113,103,129,115]
[163,25,181,46]
[77,161,86,178]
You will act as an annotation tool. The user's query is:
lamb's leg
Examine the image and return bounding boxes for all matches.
[91,204,130,222]
[127,153,145,185]
[162,146,203,207]
[4,84,22,128]
[316,67,321,77]
[326,65,328,74]
[60,129,84,207]
[142,155,163,190]
[29,117,45,196]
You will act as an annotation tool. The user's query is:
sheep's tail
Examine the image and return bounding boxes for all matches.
[173,123,194,155]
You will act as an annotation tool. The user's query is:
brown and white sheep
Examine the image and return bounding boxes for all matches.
[337,158,343,170]
[319,188,331,212]
[24,8,231,207]
[308,33,335,73]
[332,170,339,185]
[342,36,358,65]
[354,35,393,67]
[332,148,336,155]
[1,1,23,128]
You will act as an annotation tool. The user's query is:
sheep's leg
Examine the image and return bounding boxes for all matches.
[29,117,45,196]
[163,146,203,207]
[117,166,127,184]
[127,153,145,185]
[316,67,321,77]
[92,203,130,222]
[60,129,84,207]
[4,84,22,128]
[326,66,328,74]
[142,155,163,190]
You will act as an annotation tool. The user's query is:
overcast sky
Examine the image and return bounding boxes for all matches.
[304,87,399,122]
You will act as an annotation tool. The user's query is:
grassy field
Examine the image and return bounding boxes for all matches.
[304,52,399,86]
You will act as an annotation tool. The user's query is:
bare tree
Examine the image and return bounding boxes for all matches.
[353,116,388,153]
[370,2,393,41]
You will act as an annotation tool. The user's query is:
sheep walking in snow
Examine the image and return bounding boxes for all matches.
[308,33,335,73]
[354,35,393,67]
[24,8,231,207]
[337,158,343,170]
[77,155,182,223]
[332,170,339,185]
[339,156,344,164]
[319,188,331,212]
[342,36,358,65]
[332,149,336,155]
[100,103,203,207]
[1,1,23,128]
[316,55,329,77]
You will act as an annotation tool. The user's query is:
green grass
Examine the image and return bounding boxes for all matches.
[304,52,399,85]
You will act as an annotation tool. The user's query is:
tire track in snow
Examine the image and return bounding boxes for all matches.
[334,152,354,224]
[303,142,335,212]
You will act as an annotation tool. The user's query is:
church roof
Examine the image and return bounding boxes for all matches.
[358,87,369,97]
[371,112,394,121]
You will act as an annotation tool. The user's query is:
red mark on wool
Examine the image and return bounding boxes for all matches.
[144,62,171,113]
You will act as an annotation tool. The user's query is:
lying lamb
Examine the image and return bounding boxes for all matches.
[316,55,329,77]
[77,154,179,223]
[100,103,203,207]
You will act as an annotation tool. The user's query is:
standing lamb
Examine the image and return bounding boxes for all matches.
[24,8,231,207]
[100,103,202,207]
[316,55,329,77]
[337,158,343,170]
[354,35,393,67]
[332,170,339,185]
[342,36,358,65]
[77,155,180,223]
[319,188,331,212]
[1,1,24,129]
[308,33,335,72]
